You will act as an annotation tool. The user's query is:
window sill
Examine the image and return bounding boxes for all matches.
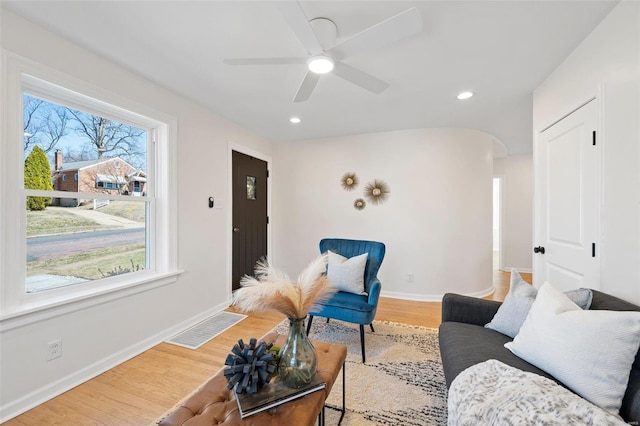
[0,270,184,331]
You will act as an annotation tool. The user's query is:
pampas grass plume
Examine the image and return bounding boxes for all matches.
[233,254,334,319]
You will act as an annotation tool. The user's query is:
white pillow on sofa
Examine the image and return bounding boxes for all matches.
[485,269,592,338]
[505,283,640,414]
[326,251,368,295]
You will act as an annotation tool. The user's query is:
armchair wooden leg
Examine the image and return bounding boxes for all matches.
[326,318,330,324]
[359,324,366,363]
[370,323,375,333]
[306,315,314,335]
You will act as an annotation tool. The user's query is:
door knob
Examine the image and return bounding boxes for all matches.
[533,246,545,254]
[233,226,240,233]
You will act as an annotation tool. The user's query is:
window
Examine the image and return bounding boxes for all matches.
[1,54,178,319]
[23,92,150,292]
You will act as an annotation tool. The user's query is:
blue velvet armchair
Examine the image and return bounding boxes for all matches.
[306,238,386,363]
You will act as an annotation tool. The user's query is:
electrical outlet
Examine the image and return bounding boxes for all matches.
[407,274,415,283]
[46,339,62,361]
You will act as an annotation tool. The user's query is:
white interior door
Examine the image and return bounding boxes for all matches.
[534,100,599,291]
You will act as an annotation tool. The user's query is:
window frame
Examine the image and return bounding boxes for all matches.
[0,51,180,324]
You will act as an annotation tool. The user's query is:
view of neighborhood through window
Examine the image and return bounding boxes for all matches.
[23,93,150,293]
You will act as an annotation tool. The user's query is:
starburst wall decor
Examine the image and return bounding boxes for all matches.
[341,172,390,210]
[364,179,390,205]
[341,172,359,191]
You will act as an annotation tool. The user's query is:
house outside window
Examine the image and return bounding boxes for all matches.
[1,54,178,319]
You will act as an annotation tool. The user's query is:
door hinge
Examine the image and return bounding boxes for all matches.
[592,243,596,257]
[266,216,269,224]
[592,131,596,146]
[267,170,270,178]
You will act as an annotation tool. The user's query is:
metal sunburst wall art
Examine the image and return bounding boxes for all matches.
[354,198,366,210]
[364,179,390,205]
[341,172,359,191]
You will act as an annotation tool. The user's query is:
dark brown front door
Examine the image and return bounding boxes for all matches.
[232,150,268,291]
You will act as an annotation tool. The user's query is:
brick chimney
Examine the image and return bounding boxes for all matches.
[54,150,63,171]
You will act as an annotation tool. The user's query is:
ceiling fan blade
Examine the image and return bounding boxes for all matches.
[294,71,321,103]
[224,58,307,66]
[327,8,423,61]
[332,62,389,94]
[277,1,324,55]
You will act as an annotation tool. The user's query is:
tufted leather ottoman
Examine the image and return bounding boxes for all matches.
[157,332,347,426]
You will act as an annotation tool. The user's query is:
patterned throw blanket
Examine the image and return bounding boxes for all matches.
[448,360,626,425]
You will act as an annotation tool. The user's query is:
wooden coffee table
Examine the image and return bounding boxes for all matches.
[157,332,347,426]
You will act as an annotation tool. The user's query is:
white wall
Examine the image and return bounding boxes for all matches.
[493,155,533,272]
[533,1,640,303]
[0,10,273,420]
[272,128,495,301]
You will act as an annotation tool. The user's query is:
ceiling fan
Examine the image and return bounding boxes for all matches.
[223,2,423,102]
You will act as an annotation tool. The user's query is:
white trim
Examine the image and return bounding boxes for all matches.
[1,51,179,318]
[226,141,272,302]
[0,271,183,328]
[381,286,495,302]
[23,189,148,202]
[537,91,598,134]
[0,300,230,423]
[493,175,505,272]
[500,267,533,274]
[20,63,169,129]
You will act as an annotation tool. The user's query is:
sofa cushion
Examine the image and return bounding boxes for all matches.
[485,270,592,338]
[506,283,640,415]
[438,321,560,388]
[440,288,640,423]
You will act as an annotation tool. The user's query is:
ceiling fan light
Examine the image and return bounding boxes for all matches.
[308,55,334,74]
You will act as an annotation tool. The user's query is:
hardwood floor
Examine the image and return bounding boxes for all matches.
[4,270,530,425]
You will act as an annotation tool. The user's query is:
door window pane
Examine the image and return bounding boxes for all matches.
[247,176,256,200]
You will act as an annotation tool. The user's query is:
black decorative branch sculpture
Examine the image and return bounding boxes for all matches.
[223,338,278,394]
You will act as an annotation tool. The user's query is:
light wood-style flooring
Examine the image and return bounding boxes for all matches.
[5,270,531,425]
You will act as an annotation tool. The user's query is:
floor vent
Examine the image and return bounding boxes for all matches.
[166,311,247,349]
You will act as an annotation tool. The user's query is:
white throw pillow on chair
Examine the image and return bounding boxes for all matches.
[326,251,368,295]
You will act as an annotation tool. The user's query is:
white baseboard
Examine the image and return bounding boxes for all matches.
[500,266,532,273]
[0,299,232,423]
[381,285,495,302]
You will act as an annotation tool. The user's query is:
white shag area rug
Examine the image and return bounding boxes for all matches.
[273,319,447,426]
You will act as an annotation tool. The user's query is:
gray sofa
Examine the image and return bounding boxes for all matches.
[439,289,640,423]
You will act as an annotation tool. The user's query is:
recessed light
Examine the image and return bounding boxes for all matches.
[307,55,334,74]
[457,91,474,100]
[289,116,301,124]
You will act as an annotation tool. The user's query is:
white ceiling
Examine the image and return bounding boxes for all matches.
[3,1,617,155]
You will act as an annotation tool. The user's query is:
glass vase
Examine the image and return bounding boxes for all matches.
[278,316,318,389]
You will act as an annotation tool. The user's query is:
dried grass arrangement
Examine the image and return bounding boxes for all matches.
[233,254,334,319]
